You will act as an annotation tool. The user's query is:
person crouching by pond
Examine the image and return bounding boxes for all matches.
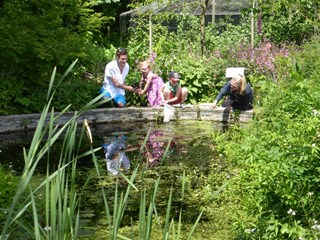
[162,71,188,106]
[211,74,253,110]
[100,47,139,108]
[138,60,164,106]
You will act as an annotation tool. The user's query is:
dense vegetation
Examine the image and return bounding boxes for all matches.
[209,36,320,239]
[1,0,318,114]
[1,0,320,239]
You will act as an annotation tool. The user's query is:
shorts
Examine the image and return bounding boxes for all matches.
[99,88,126,105]
[169,92,182,104]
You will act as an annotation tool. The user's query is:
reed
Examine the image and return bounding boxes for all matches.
[0,60,103,239]
[1,60,202,239]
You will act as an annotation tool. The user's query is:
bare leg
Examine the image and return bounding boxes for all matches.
[116,102,125,108]
[163,88,170,101]
[180,87,188,104]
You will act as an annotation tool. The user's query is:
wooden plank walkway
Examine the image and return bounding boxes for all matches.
[0,104,253,134]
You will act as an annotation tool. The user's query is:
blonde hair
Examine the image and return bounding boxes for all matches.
[140,60,151,70]
[232,74,247,94]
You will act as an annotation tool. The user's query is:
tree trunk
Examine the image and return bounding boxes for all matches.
[200,0,209,58]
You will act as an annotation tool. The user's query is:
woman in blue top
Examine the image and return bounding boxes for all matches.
[211,74,253,110]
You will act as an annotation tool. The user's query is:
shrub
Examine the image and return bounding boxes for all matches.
[212,36,320,239]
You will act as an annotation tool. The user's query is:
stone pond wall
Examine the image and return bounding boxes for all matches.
[0,104,253,134]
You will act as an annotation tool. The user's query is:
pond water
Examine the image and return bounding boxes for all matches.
[0,120,228,173]
[0,120,232,239]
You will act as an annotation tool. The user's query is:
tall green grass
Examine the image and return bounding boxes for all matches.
[0,60,202,239]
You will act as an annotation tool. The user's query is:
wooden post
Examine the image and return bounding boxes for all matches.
[149,15,152,54]
[212,0,215,23]
[251,11,254,49]
[200,0,209,57]
[251,0,256,49]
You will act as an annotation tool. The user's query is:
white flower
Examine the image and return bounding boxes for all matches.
[312,224,320,231]
[287,208,296,216]
[312,109,320,116]
[43,226,51,231]
[307,192,314,196]
[312,143,316,147]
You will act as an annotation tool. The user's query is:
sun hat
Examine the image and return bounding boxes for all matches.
[168,71,180,82]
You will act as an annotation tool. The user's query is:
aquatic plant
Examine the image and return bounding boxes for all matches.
[0,60,100,239]
[0,60,203,239]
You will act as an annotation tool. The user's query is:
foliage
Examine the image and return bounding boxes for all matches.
[256,0,320,44]
[211,36,320,239]
[124,9,256,105]
[230,39,292,83]
[1,62,204,239]
[0,60,103,239]
[0,0,113,114]
[0,0,319,114]
[0,167,18,228]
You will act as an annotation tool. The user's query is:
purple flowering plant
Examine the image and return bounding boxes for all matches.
[228,39,291,83]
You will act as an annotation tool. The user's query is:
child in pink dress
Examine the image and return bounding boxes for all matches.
[138,61,164,106]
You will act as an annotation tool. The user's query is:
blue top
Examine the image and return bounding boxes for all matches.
[215,81,253,110]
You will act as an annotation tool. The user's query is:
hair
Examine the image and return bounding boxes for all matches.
[232,74,247,94]
[116,47,128,57]
[140,60,151,70]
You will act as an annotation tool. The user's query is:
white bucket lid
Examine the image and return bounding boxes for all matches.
[226,67,245,78]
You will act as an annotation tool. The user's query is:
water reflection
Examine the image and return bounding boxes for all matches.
[0,121,230,172]
[0,121,230,235]
[102,135,131,176]
[144,129,177,167]
[101,129,177,174]
[145,130,166,165]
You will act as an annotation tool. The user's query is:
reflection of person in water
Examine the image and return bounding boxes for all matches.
[102,135,137,176]
[145,130,176,166]
[146,130,164,165]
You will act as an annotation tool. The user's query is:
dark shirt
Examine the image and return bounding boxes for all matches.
[215,81,253,110]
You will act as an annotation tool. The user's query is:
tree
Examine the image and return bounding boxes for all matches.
[258,0,320,44]
[0,0,120,114]
[200,0,210,57]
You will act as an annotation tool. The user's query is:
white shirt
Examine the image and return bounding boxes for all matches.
[102,60,130,97]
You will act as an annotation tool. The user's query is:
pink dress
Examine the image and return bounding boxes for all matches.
[144,72,164,106]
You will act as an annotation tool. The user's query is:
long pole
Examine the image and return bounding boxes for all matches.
[251,0,256,49]
[149,15,152,54]
[212,0,215,23]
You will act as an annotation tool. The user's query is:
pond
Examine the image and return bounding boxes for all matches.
[0,120,234,239]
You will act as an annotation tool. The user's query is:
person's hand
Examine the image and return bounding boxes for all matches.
[111,76,119,86]
[129,86,139,93]
[210,100,218,109]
